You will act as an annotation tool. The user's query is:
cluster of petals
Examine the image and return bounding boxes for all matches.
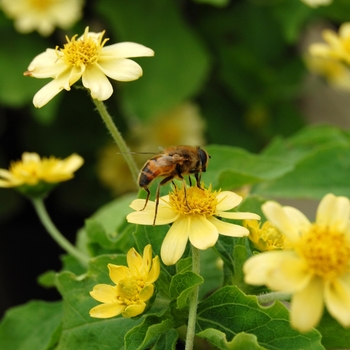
[244,193,350,332]
[24,27,154,108]
[0,0,83,36]
[0,152,83,188]
[89,245,160,318]
[309,23,350,65]
[127,186,260,265]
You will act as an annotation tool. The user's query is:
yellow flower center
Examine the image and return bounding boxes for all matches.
[29,0,52,10]
[168,185,218,216]
[116,278,144,305]
[296,224,350,280]
[57,29,109,68]
[341,37,350,56]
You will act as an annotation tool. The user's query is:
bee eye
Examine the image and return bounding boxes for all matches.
[198,148,209,171]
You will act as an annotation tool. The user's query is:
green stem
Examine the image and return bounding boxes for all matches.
[185,246,200,350]
[92,99,139,183]
[31,197,89,267]
[257,292,291,304]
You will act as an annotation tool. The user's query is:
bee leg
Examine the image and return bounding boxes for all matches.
[153,175,174,225]
[188,175,192,187]
[195,172,203,190]
[141,187,151,211]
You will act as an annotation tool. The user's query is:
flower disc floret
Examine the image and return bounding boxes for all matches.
[127,184,260,265]
[244,194,350,332]
[24,26,154,108]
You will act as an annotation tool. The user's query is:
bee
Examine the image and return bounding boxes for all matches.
[138,145,210,225]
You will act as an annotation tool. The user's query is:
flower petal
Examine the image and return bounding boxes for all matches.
[98,58,144,82]
[217,211,260,221]
[316,193,350,231]
[122,302,146,318]
[290,276,324,332]
[82,65,113,101]
[26,49,67,78]
[139,284,154,302]
[244,250,298,287]
[216,191,242,211]
[89,303,125,318]
[161,216,190,265]
[208,216,249,237]
[108,264,130,284]
[262,201,305,242]
[127,247,143,275]
[127,200,178,225]
[147,256,161,283]
[60,154,84,173]
[324,275,350,327]
[89,284,117,303]
[189,216,219,250]
[32,76,68,108]
[102,42,154,58]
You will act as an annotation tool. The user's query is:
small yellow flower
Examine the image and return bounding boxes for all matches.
[309,23,350,65]
[0,0,83,36]
[0,152,83,196]
[127,185,260,266]
[24,26,154,108]
[89,244,160,318]
[300,0,332,7]
[305,55,350,91]
[245,219,289,251]
[244,194,350,332]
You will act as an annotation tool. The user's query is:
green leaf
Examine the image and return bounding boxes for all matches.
[197,329,265,350]
[152,328,178,350]
[253,144,350,199]
[170,271,204,309]
[0,300,62,350]
[317,311,350,349]
[124,316,175,350]
[193,0,230,7]
[0,24,50,107]
[197,286,323,350]
[204,145,294,190]
[96,0,210,120]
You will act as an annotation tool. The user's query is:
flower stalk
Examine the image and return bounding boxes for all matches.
[92,99,139,183]
[185,245,200,350]
[257,292,291,304]
[31,197,89,267]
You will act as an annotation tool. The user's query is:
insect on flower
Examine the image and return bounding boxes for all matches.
[138,145,210,225]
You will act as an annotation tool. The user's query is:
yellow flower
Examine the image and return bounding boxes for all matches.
[245,219,289,251]
[300,0,332,7]
[309,23,350,65]
[89,244,160,318]
[0,0,83,36]
[0,152,83,196]
[244,194,350,332]
[305,55,350,91]
[24,26,154,108]
[127,185,260,266]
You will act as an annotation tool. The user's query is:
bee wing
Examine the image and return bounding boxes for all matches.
[155,155,177,166]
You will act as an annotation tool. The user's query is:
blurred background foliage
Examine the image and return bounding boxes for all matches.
[1,0,350,318]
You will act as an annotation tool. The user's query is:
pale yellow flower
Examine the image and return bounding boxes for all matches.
[245,219,290,251]
[309,23,350,65]
[305,55,350,91]
[24,26,154,108]
[244,194,350,332]
[0,152,83,187]
[89,244,160,318]
[300,0,332,7]
[0,0,83,36]
[127,185,260,266]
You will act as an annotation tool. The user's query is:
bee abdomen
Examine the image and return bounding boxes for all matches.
[138,161,161,187]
